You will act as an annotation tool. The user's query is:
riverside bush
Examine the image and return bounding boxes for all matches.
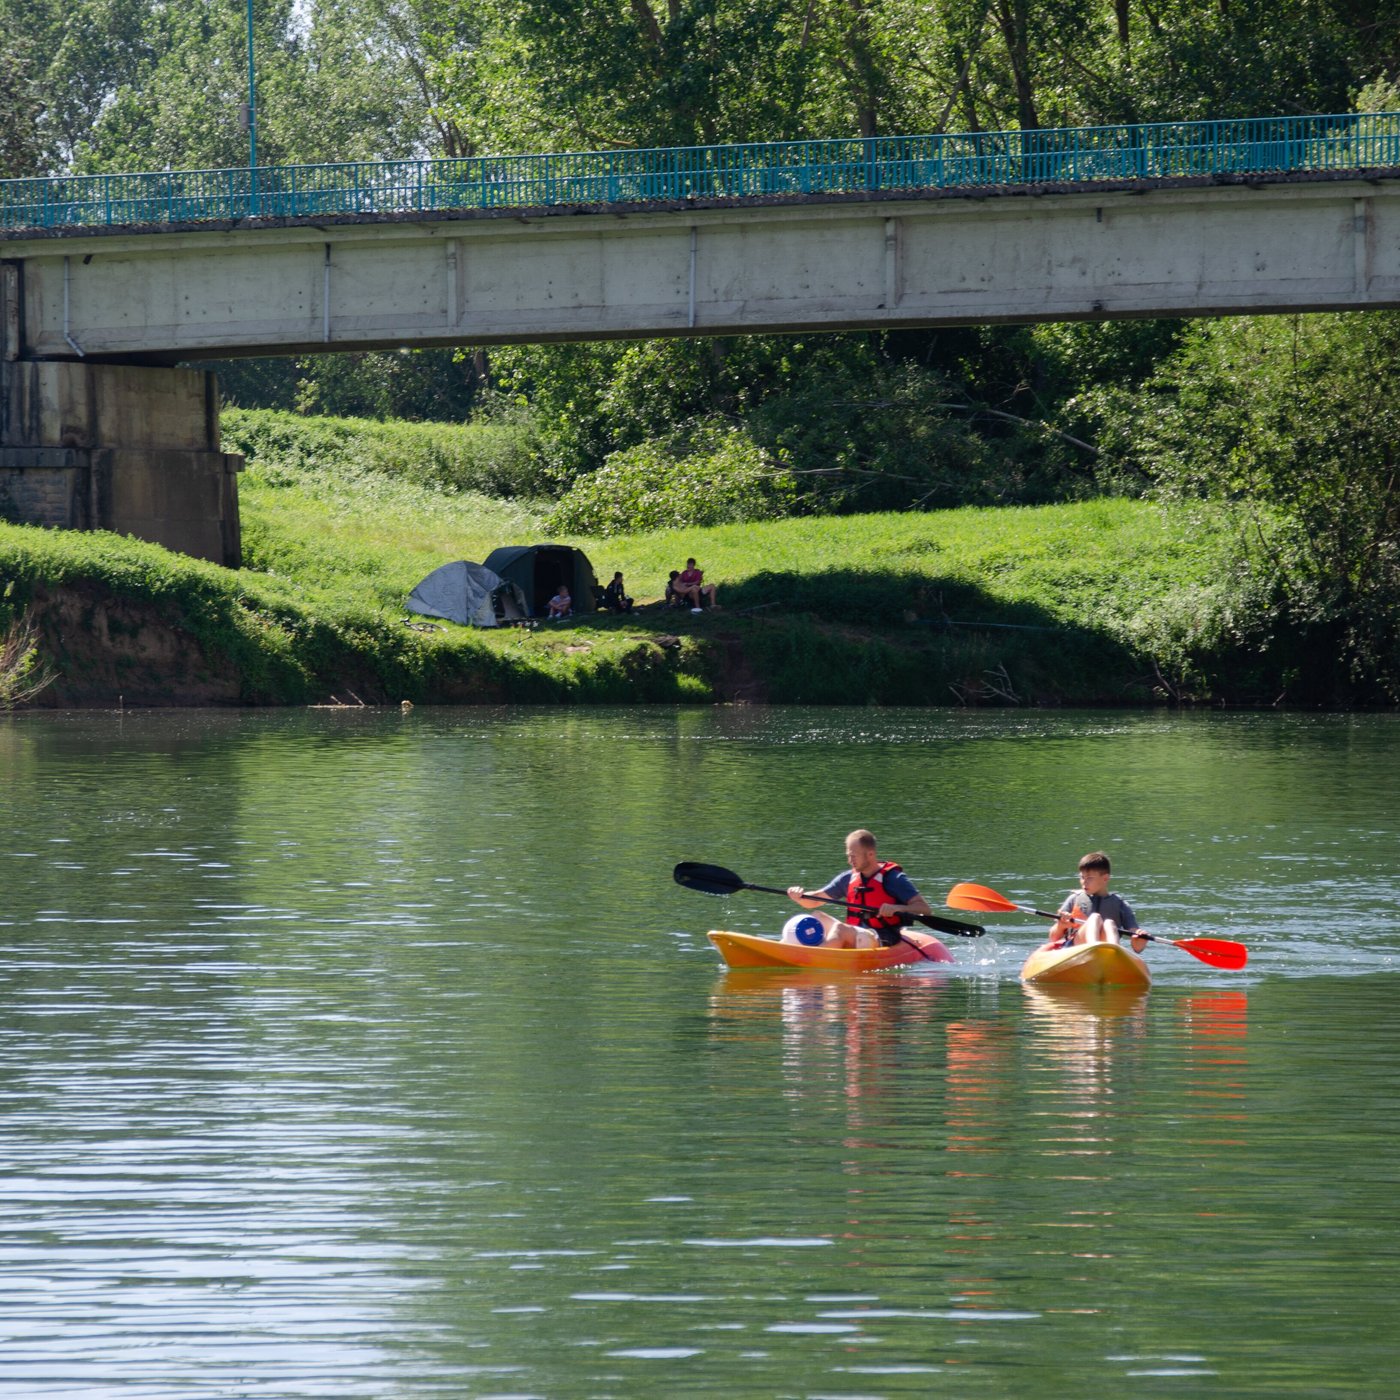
[0,583,54,707]
[548,421,797,536]
[222,407,549,499]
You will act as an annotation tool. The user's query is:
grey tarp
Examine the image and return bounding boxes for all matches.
[405,561,527,628]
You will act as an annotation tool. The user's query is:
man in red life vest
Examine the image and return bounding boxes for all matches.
[786,828,935,949]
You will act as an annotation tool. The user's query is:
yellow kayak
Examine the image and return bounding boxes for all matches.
[1020,940,1151,989]
[707,929,953,971]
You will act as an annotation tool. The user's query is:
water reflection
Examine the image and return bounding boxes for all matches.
[1179,990,1251,1158]
[1019,985,1151,1203]
[710,970,952,1108]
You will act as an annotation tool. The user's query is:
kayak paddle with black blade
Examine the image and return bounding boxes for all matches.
[674,861,986,939]
[944,881,1247,970]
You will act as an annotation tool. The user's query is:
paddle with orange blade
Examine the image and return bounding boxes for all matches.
[945,881,1248,970]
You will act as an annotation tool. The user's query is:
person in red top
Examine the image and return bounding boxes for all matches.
[786,828,934,948]
[675,558,718,611]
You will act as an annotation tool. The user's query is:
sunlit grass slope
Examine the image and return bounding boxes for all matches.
[1,429,1243,706]
[238,453,1239,704]
[242,453,1222,620]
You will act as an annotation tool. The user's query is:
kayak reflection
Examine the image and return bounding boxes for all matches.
[708,970,951,1105]
[1020,984,1152,1173]
[1021,983,1151,1024]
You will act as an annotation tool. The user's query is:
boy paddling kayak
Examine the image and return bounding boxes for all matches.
[1041,851,1148,954]
[787,829,936,949]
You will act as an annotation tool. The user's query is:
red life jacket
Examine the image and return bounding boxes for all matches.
[846,861,910,943]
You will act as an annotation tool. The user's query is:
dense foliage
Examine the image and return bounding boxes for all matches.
[222,406,549,498]
[1088,312,1400,704]
[5,0,1394,180]
[548,420,797,535]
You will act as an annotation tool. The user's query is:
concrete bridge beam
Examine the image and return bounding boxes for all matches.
[3,180,1399,365]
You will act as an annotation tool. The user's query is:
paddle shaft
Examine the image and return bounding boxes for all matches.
[673,864,983,938]
[751,880,983,944]
[992,898,1154,940]
[746,881,941,959]
[1050,919,1190,957]
[1027,907,1236,961]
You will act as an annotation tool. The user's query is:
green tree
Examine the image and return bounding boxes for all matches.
[1095,312,1400,703]
[483,0,814,150]
[0,32,49,178]
[73,0,429,174]
[367,0,483,156]
[209,349,483,422]
[0,0,152,170]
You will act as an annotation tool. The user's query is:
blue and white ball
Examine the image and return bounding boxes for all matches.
[782,914,826,946]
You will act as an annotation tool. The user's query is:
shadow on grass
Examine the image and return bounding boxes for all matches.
[555,566,1151,706]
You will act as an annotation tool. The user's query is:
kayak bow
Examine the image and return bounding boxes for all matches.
[1020,940,1151,989]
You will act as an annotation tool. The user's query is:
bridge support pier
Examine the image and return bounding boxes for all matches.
[0,359,242,567]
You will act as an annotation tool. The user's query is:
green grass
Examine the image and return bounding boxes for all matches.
[240,460,550,608]
[582,500,1225,618]
[1,410,1252,707]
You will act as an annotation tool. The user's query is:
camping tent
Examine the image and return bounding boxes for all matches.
[482,544,600,617]
[405,560,527,628]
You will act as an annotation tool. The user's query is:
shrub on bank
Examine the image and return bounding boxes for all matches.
[1088,312,1400,706]
[222,407,550,499]
[0,583,55,707]
[548,421,797,536]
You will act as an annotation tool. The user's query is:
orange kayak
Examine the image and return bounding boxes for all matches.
[1020,940,1151,989]
[707,928,953,971]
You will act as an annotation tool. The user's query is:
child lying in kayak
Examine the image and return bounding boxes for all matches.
[1044,851,1149,954]
[786,828,935,948]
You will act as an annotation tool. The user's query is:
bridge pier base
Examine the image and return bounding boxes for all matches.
[0,360,242,567]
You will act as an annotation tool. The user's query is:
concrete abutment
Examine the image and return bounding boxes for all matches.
[0,358,242,567]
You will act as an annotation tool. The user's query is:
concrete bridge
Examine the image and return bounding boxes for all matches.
[3,113,1400,564]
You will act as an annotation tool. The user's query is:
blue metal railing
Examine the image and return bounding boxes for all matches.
[2,112,1399,233]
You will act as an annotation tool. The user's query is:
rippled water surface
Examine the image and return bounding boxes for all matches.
[1,707,1398,1396]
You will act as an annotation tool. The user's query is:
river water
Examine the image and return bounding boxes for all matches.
[1,707,1397,1397]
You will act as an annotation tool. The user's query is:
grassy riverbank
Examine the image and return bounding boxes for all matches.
[1,435,1258,708]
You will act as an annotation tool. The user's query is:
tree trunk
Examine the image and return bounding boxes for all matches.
[629,0,665,53]
[843,0,881,137]
[992,0,1039,130]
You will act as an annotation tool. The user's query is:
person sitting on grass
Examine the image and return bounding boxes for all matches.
[602,571,634,613]
[546,585,572,620]
[1042,850,1149,953]
[676,557,718,612]
[664,571,689,609]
